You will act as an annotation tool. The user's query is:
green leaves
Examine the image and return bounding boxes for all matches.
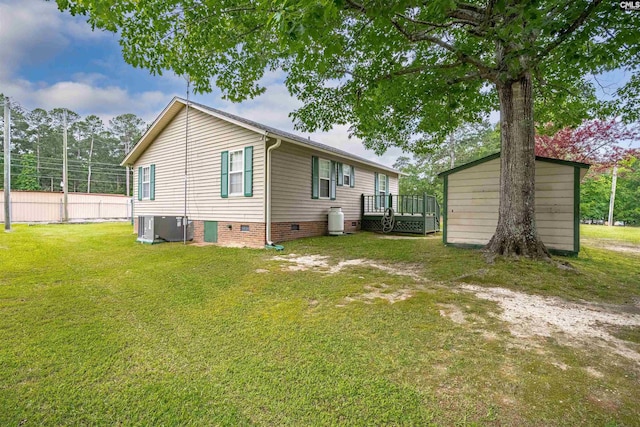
[54,0,640,155]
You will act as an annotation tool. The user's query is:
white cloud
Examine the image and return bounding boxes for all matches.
[0,0,401,168]
[2,76,166,120]
[0,0,168,123]
[0,0,107,77]
[192,75,403,168]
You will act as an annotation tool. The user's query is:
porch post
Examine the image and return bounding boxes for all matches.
[423,193,428,234]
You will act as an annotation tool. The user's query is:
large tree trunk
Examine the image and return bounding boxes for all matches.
[485,73,550,259]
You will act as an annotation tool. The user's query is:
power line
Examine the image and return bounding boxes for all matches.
[2,159,126,173]
[4,154,126,170]
[6,167,126,177]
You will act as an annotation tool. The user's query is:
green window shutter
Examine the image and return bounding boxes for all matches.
[385,175,390,194]
[149,164,155,200]
[244,146,253,197]
[374,172,379,208]
[337,163,343,186]
[330,160,337,200]
[137,167,142,201]
[221,151,229,198]
[350,166,355,188]
[311,156,319,199]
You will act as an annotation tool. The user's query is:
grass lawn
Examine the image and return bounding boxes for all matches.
[1,223,639,426]
[582,224,640,245]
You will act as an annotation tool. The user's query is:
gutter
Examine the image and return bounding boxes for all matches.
[265,137,281,245]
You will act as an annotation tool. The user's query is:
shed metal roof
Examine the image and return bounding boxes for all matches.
[437,152,590,178]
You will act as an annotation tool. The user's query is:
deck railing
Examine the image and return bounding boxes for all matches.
[361,193,439,216]
[361,193,440,234]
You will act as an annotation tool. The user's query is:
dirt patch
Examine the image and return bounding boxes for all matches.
[255,269,269,274]
[438,304,467,324]
[603,245,640,254]
[272,254,424,280]
[585,366,604,378]
[338,283,415,306]
[587,392,621,412]
[583,239,640,255]
[462,285,640,364]
[271,254,330,271]
[552,361,569,371]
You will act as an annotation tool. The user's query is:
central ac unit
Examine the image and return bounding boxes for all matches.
[137,216,193,243]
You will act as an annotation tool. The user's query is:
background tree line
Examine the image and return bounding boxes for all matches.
[0,94,146,195]
[396,119,640,225]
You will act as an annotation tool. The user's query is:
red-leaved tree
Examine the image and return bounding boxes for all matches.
[536,119,640,226]
[535,120,640,171]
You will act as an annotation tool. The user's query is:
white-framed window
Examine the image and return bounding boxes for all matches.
[142,166,151,199]
[229,150,244,196]
[378,173,387,207]
[319,158,331,199]
[343,165,351,187]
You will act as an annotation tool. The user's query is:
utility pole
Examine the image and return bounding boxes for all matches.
[87,133,94,193]
[607,165,618,227]
[125,135,131,197]
[3,97,11,231]
[449,132,455,169]
[63,110,69,222]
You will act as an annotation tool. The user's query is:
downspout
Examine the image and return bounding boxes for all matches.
[265,137,282,245]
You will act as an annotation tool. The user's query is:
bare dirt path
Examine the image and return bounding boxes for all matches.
[582,238,640,255]
[271,253,640,365]
[460,285,640,363]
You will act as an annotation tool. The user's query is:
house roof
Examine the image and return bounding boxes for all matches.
[437,151,590,178]
[121,97,400,174]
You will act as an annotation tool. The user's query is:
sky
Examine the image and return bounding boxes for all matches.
[0,0,406,167]
[0,0,636,167]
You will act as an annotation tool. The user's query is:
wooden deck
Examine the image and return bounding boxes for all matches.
[361,194,440,235]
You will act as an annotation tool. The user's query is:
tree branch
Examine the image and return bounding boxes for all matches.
[446,72,484,85]
[457,2,485,16]
[380,61,464,80]
[538,0,603,59]
[344,0,366,13]
[403,28,495,79]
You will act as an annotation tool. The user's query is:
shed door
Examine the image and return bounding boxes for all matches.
[204,221,218,243]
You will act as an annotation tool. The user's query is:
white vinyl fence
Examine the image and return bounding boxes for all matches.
[0,190,132,223]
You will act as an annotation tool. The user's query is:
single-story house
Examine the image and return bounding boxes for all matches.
[121,97,399,247]
[438,152,590,256]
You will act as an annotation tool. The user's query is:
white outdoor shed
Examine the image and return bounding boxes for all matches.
[439,153,590,256]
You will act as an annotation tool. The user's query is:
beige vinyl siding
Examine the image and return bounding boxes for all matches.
[270,141,399,222]
[534,162,575,251]
[133,107,265,222]
[446,158,575,251]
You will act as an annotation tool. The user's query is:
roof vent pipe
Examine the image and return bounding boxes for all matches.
[265,138,282,245]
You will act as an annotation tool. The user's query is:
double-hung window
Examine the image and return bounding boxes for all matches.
[343,165,352,187]
[319,159,331,198]
[142,166,151,199]
[378,173,387,207]
[221,147,253,198]
[229,150,244,196]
